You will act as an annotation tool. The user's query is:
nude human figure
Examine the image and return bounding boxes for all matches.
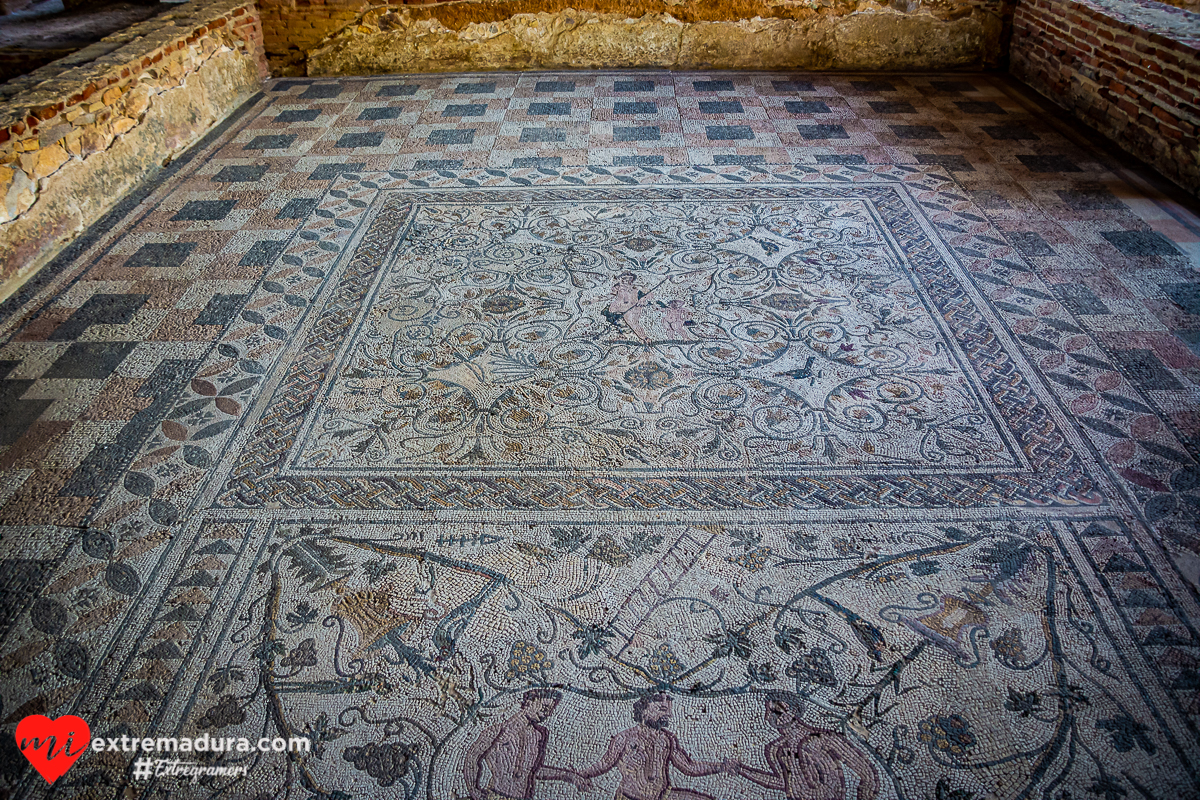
[580,693,734,800]
[463,688,589,800]
[733,694,881,800]
[602,272,651,342]
[661,299,695,340]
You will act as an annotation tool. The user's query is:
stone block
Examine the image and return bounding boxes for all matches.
[63,129,84,157]
[111,117,137,136]
[39,123,73,148]
[33,145,70,180]
[122,84,153,120]
[1,166,36,224]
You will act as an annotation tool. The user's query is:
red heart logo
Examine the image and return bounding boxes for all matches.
[15,714,91,784]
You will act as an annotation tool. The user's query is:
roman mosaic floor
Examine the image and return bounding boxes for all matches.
[1,71,1199,800]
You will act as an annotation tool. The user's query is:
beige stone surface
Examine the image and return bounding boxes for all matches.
[676,17,831,69]
[552,15,684,68]
[307,5,1004,74]
[0,167,36,224]
[110,117,136,136]
[824,10,1003,69]
[32,144,70,180]
[77,125,114,158]
[122,84,153,120]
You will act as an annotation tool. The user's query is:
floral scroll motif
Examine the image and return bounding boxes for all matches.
[297,200,1015,472]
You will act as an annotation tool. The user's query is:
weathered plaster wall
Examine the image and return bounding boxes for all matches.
[259,0,1009,76]
[0,0,269,300]
[1011,0,1199,196]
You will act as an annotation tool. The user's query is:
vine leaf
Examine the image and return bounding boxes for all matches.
[933,778,975,800]
[286,601,320,626]
[550,526,591,553]
[284,535,347,588]
[572,624,614,659]
[705,628,753,660]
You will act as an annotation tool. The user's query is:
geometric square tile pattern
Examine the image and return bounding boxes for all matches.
[0,72,1198,800]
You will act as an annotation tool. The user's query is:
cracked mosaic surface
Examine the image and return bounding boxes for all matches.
[0,72,1198,800]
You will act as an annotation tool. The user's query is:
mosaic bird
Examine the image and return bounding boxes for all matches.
[774,356,817,380]
[813,593,888,662]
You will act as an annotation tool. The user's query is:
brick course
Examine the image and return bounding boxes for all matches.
[1011,0,1200,195]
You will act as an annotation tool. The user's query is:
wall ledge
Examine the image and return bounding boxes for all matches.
[1071,0,1199,51]
[0,0,269,301]
[255,0,1008,75]
[1011,0,1199,196]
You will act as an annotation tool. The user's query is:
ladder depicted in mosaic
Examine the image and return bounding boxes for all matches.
[609,524,722,658]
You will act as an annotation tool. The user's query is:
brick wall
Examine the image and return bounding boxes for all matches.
[1010,0,1200,196]
[0,0,269,297]
[259,0,370,75]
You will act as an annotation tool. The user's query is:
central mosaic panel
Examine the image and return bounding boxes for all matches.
[216,181,1096,510]
[288,198,1015,474]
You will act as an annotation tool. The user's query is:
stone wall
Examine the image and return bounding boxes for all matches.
[1011,0,1199,196]
[0,0,269,299]
[259,0,1010,76]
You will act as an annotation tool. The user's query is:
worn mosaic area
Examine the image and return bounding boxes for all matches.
[0,72,1198,800]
